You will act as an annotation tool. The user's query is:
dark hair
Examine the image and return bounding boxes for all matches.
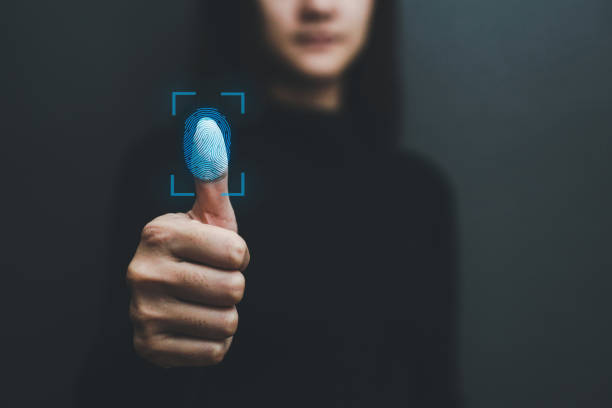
[195,0,401,149]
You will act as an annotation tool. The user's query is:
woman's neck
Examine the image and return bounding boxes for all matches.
[268,79,343,112]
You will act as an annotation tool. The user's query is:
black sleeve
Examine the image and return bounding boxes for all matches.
[374,152,464,407]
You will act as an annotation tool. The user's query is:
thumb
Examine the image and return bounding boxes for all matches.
[185,117,237,232]
[190,177,236,232]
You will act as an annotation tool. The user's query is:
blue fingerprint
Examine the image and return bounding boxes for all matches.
[183,108,231,182]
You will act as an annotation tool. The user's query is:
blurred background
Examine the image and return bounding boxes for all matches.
[2,0,611,406]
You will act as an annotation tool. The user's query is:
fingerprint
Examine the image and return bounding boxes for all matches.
[183,108,231,182]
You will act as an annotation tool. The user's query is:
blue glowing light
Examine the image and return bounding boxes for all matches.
[172,91,196,116]
[220,92,245,114]
[183,108,232,182]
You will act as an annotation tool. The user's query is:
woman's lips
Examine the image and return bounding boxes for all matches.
[294,32,341,49]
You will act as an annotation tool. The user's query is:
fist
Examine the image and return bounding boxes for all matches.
[127,174,249,367]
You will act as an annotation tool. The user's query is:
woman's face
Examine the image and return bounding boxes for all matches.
[256,0,375,81]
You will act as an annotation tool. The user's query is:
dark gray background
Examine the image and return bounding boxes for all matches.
[399,1,612,406]
[2,1,610,406]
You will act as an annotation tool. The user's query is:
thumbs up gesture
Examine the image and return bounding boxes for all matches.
[126,119,249,367]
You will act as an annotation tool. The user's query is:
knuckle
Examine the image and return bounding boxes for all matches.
[129,298,162,327]
[128,301,144,324]
[220,308,239,337]
[134,333,176,368]
[136,338,180,368]
[133,333,157,361]
[208,343,227,365]
[126,260,147,286]
[127,259,171,289]
[226,235,248,269]
[224,272,245,304]
[141,220,174,248]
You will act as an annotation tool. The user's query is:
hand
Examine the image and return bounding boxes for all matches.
[126,174,250,367]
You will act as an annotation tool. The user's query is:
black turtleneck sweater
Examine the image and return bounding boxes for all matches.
[76,101,461,407]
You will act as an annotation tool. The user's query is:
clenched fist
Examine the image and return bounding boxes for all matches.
[126,174,250,367]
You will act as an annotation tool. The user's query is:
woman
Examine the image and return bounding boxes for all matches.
[77,1,461,406]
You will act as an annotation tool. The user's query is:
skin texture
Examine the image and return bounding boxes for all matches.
[127,0,375,367]
[257,0,375,110]
[127,176,249,367]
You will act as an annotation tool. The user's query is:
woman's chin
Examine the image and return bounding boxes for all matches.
[279,53,349,83]
[291,64,346,83]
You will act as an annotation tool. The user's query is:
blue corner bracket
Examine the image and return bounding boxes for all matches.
[170,174,194,196]
[221,172,245,196]
[172,91,197,116]
[220,92,245,114]
[170,173,246,197]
